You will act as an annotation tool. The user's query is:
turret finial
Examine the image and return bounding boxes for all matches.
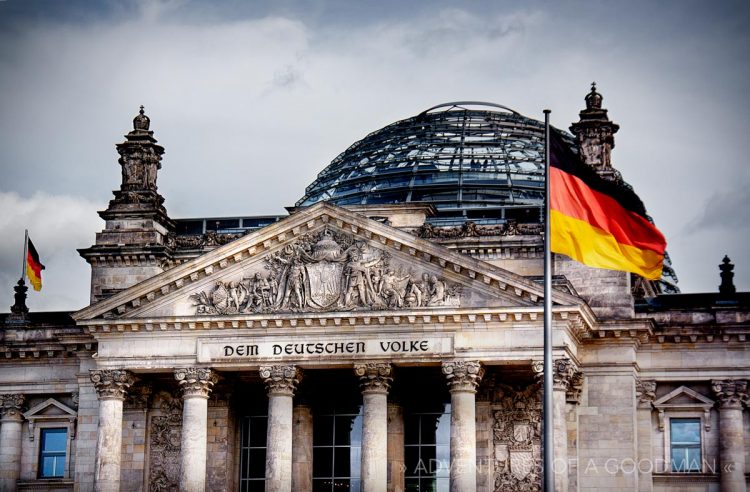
[719,255,736,295]
[133,105,150,131]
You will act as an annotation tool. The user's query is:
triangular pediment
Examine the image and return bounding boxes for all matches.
[23,398,77,420]
[74,202,582,322]
[653,386,714,409]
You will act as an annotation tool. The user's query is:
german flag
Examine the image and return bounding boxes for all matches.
[549,130,666,280]
[26,237,45,291]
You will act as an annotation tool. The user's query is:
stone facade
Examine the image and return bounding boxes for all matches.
[1,97,749,492]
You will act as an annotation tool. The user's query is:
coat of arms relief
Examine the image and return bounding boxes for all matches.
[189,228,462,315]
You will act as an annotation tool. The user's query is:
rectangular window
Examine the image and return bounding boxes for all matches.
[239,414,268,492]
[312,406,363,491]
[670,418,701,472]
[39,428,67,478]
[404,404,451,491]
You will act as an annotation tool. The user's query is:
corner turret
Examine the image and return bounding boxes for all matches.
[78,107,175,303]
[569,83,621,181]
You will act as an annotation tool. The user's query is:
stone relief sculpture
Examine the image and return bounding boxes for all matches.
[492,383,542,492]
[148,390,183,492]
[416,220,542,239]
[190,229,461,315]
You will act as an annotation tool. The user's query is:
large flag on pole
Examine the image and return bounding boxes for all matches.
[548,129,666,280]
[26,237,45,291]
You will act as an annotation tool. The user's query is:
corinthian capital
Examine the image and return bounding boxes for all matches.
[354,363,392,394]
[260,365,302,397]
[442,360,484,393]
[711,379,748,409]
[531,358,581,393]
[174,368,218,398]
[0,394,25,420]
[90,369,135,400]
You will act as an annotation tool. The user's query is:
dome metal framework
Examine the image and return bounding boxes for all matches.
[296,102,576,226]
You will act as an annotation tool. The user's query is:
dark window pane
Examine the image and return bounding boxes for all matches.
[405,478,420,491]
[334,447,352,477]
[335,416,357,445]
[314,417,333,446]
[313,448,333,477]
[404,415,419,444]
[420,416,439,445]
[404,446,420,476]
[313,479,333,492]
[248,449,266,478]
[249,417,267,447]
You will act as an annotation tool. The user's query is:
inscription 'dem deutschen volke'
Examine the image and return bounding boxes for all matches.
[198,336,453,362]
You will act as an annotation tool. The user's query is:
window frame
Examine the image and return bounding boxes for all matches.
[38,427,69,479]
[22,398,77,481]
[667,418,702,473]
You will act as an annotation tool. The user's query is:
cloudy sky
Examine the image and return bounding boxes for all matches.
[1,0,748,311]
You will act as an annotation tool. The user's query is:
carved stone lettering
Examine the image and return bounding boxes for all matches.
[190,228,461,315]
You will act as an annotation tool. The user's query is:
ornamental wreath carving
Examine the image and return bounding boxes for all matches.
[190,229,461,315]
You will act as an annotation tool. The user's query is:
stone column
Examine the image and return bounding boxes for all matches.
[292,404,313,492]
[0,394,25,492]
[174,367,218,492]
[712,380,748,492]
[442,360,484,492]
[550,359,581,492]
[354,363,392,492]
[90,369,135,492]
[387,402,405,492]
[261,365,301,492]
[635,379,656,492]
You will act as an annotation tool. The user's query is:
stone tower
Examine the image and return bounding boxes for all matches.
[79,107,175,303]
[569,82,621,181]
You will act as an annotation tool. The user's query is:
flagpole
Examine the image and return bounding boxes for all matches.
[21,229,28,282]
[543,109,554,492]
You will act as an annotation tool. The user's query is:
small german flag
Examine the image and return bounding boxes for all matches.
[549,130,666,280]
[26,237,45,291]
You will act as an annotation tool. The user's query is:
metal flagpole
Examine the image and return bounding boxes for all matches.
[21,229,29,282]
[543,110,554,492]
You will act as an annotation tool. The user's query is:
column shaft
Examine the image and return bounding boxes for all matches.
[261,365,301,492]
[90,370,133,492]
[442,361,483,492]
[95,398,124,492]
[175,367,218,492]
[292,405,313,492]
[180,396,209,491]
[450,391,477,492]
[712,379,748,492]
[267,394,294,492]
[552,389,569,492]
[0,417,23,491]
[361,392,388,492]
[718,407,746,492]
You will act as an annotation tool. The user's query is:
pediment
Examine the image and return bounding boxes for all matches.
[653,386,714,409]
[74,202,582,322]
[24,398,77,420]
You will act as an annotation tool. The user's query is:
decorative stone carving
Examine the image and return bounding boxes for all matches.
[530,358,581,393]
[442,360,484,392]
[125,383,153,410]
[711,379,748,409]
[148,390,183,491]
[90,369,135,400]
[491,383,542,492]
[166,230,246,250]
[569,82,621,181]
[190,228,462,315]
[635,379,656,408]
[354,363,393,394]
[0,394,25,420]
[174,368,218,398]
[566,371,584,404]
[417,220,542,239]
[260,365,302,396]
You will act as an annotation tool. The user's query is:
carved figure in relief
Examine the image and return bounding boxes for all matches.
[190,229,463,315]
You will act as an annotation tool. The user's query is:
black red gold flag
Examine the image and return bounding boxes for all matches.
[549,130,666,280]
[26,238,45,291]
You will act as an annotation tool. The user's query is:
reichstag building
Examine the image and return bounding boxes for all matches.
[1,87,748,492]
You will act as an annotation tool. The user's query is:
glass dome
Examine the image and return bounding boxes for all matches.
[296,102,576,226]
